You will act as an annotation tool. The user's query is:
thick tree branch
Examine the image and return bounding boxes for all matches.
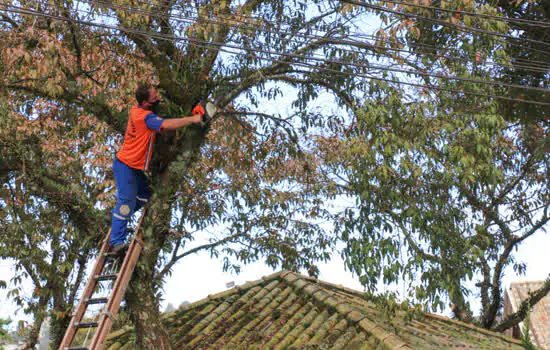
[386,211,439,263]
[478,256,491,318]
[152,0,178,60]
[492,155,535,206]
[5,81,126,133]
[60,3,82,74]
[197,0,235,81]
[483,210,550,327]
[68,252,88,306]
[215,28,365,109]
[493,275,550,332]
[21,262,42,291]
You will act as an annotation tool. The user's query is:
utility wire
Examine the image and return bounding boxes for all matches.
[4,3,550,101]
[75,0,550,72]
[58,4,550,91]
[56,0,550,74]
[4,4,549,93]
[83,0,550,62]
[6,0,544,73]
[379,0,550,29]
[342,0,550,55]
[84,0,550,29]
[2,5,550,106]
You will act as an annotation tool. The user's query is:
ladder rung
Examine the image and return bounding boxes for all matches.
[87,297,109,305]
[103,252,121,259]
[75,322,98,328]
[94,273,118,281]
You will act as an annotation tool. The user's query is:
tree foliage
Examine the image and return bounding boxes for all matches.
[0,0,548,347]
[319,0,550,331]
[0,0,369,347]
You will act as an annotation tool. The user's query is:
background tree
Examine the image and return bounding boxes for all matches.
[0,0,371,347]
[319,87,549,330]
[320,0,550,332]
[0,91,113,347]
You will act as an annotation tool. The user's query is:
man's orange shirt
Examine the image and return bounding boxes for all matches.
[117,105,164,171]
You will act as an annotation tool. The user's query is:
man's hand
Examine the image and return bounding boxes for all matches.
[192,104,206,117]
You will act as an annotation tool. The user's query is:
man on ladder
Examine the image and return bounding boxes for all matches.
[110,83,205,254]
[59,84,212,350]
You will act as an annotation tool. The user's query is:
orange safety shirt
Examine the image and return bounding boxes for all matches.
[116,104,165,171]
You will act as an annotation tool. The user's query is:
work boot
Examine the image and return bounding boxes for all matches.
[111,242,130,255]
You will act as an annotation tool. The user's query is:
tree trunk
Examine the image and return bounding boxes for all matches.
[50,314,71,349]
[125,181,175,349]
[126,273,173,349]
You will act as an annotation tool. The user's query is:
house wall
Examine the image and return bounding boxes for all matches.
[503,290,520,339]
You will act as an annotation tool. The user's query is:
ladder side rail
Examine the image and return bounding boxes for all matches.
[58,230,112,350]
[90,240,143,350]
[89,209,148,350]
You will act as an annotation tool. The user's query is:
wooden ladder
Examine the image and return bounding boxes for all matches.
[59,210,147,350]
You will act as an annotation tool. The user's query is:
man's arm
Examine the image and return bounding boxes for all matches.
[160,115,202,131]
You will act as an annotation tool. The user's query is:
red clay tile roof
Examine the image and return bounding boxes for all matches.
[106,270,523,349]
[507,281,550,349]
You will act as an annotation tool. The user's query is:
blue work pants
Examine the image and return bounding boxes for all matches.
[110,157,150,246]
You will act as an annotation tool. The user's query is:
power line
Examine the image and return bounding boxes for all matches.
[84,0,550,30]
[52,5,550,92]
[8,0,548,70]
[4,4,549,93]
[3,0,532,76]
[379,0,550,29]
[342,0,550,55]
[100,0,550,65]
[4,4,550,103]
[2,4,550,106]
[74,0,550,73]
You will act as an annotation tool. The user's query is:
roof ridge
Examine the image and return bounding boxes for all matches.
[280,272,411,349]
[510,280,546,285]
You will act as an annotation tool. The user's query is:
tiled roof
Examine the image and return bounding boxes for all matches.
[106,271,523,349]
[507,281,550,349]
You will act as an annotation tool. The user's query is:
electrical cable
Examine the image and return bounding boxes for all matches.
[342,0,550,54]
[8,0,548,73]
[83,0,550,30]
[378,0,550,29]
[75,0,550,73]
[3,3,549,93]
[2,4,549,106]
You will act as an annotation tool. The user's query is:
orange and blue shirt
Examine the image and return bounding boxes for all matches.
[116,104,164,171]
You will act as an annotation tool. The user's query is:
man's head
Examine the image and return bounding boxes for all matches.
[135,83,161,112]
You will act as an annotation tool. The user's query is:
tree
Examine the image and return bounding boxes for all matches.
[1,0,372,347]
[320,88,549,329]
[0,97,109,347]
[318,0,549,332]
[2,0,547,346]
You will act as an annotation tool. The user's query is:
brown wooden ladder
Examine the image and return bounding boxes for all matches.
[59,210,147,350]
